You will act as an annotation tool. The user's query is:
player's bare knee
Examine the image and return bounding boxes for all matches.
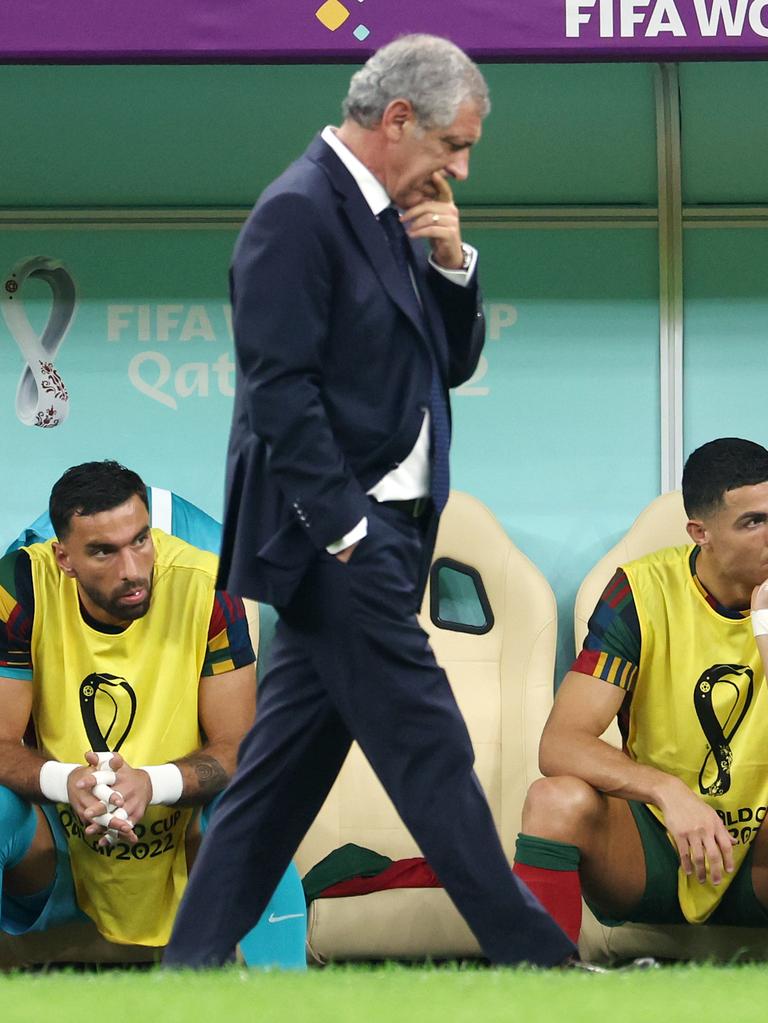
[521,776,602,843]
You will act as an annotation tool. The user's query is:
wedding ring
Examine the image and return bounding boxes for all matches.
[432,213,440,224]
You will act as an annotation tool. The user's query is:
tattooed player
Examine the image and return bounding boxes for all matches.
[0,461,300,959]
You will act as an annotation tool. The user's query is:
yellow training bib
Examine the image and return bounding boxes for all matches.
[624,545,768,923]
[26,530,217,945]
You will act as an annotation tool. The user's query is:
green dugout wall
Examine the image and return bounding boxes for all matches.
[1,62,767,679]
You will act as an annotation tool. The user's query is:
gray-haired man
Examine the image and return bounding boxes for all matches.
[165,35,574,968]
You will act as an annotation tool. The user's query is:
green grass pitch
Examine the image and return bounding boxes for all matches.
[2,963,767,1023]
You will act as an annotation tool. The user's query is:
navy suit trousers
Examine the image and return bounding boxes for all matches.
[164,502,574,967]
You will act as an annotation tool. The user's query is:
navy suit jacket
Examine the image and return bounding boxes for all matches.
[218,134,485,607]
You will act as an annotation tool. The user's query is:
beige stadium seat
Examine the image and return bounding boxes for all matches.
[574,490,768,962]
[0,601,261,969]
[298,490,558,961]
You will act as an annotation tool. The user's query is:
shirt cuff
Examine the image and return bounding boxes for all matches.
[326,516,368,555]
[428,244,477,287]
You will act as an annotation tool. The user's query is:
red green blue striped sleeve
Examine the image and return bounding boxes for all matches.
[201,590,254,676]
[571,568,640,693]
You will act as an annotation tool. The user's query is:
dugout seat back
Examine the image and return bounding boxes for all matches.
[297,490,557,960]
[574,490,768,962]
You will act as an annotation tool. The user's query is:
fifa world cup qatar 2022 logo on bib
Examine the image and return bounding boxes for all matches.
[694,663,754,797]
[79,673,138,756]
[2,256,76,428]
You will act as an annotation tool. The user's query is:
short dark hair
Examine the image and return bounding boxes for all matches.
[682,438,768,518]
[49,460,148,539]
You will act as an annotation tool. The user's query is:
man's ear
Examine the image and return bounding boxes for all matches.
[686,518,708,547]
[52,541,76,578]
[381,98,414,139]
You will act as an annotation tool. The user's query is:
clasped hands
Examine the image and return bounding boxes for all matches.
[66,750,151,847]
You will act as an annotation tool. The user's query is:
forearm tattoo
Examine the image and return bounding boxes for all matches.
[176,753,228,803]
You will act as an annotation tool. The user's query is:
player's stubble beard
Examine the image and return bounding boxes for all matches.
[80,574,153,623]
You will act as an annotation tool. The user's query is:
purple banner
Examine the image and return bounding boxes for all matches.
[3,0,768,62]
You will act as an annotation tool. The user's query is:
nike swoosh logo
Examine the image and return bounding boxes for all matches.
[268,912,304,924]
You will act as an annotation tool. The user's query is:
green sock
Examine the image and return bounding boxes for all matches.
[514,833,580,871]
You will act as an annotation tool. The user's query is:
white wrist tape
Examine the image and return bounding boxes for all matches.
[92,807,130,829]
[142,764,184,805]
[92,768,117,805]
[91,752,120,843]
[753,609,768,637]
[39,761,80,803]
[92,783,116,804]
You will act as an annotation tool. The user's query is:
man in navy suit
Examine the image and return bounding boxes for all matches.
[165,34,574,968]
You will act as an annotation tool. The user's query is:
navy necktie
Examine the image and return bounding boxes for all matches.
[378,207,450,512]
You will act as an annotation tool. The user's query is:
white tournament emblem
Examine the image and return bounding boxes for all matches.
[2,255,76,428]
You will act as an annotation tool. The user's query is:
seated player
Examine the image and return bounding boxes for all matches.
[513,437,768,942]
[0,460,302,961]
